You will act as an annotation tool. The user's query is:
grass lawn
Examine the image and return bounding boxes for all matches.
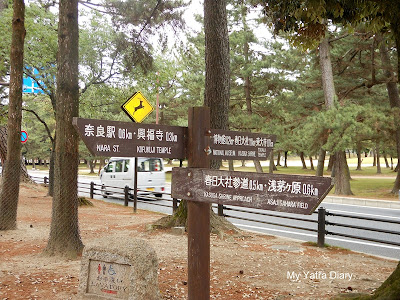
[347,177,398,200]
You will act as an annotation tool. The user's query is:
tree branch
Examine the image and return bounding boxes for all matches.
[136,0,162,41]
[22,108,54,144]
[80,56,119,95]
[328,33,350,43]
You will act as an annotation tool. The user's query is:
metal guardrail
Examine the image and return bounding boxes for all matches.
[31,175,400,249]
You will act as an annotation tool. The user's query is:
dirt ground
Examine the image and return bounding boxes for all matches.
[0,184,397,300]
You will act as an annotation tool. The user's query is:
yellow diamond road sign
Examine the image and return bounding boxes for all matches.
[121,91,154,123]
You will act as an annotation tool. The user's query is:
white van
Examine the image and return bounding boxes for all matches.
[100,157,166,198]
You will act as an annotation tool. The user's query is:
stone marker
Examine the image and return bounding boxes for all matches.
[78,237,160,300]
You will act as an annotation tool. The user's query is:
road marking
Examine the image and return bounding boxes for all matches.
[322,202,400,211]
[327,209,400,220]
[325,236,400,251]
[233,223,400,251]
[233,223,316,238]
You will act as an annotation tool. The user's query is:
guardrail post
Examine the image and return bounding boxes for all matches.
[318,207,326,247]
[218,204,224,216]
[124,186,129,207]
[44,176,48,185]
[173,198,178,213]
[90,182,94,199]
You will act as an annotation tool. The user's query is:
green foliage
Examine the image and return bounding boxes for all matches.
[296,102,394,154]
[104,0,187,73]
[21,95,55,160]
[1,0,398,175]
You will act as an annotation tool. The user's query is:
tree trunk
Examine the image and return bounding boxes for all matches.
[284,151,288,168]
[0,127,31,183]
[88,159,95,174]
[254,160,263,173]
[309,156,315,171]
[366,261,400,299]
[299,152,307,169]
[155,0,231,232]
[319,34,352,191]
[319,36,335,109]
[44,0,83,257]
[204,0,230,170]
[334,151,353,195]
[356,141,362,171]
[98,158,105,175]
[373,149,377,167]
[383,152,390,168]
[370,32,400,300]
[48,146,55,196]
[276,151,281,166]
[377,34,400,194]
[327,155,335,172]
[319,33,352,192]
[376,144,381,174]
[228,160,234,171]
[316,148,326,177]
[0,0,25,230]
[268,150,274,174]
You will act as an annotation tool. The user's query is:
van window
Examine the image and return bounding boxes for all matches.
[138,159,163,172]
[105,162,114,173]
[115,160,123,172]
[124,159,129,172]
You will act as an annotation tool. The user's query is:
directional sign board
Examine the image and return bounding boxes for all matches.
[172,168,333,215]
[208,129,276,160]
[121,91,154,123]
[73,117,187,159]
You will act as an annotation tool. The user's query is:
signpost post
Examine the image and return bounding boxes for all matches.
[74,105,333,300]
[186,107,211,300]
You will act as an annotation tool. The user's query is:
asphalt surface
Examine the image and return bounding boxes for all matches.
[28,170,400,260]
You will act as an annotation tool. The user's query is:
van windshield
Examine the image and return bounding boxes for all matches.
[138,159,163,172]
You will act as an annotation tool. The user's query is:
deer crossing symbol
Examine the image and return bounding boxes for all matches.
[134,100,145,114]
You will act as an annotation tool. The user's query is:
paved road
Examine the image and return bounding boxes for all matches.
[29,170,400,260]
[224,202,400,260]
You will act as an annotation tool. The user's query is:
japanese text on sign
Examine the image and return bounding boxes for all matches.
[212,134,274,148]
[74,118,187,159]
[172,168,333,215]
[208,129,276,160]
[204,175,318,197]
[84,124,177,143]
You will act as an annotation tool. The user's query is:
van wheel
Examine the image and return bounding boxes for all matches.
[154,193,162,198]
[101,185,108,198]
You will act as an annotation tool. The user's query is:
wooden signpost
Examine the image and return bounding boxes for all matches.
[73,117,187,159]
[74,105,333,300]
[208,129,276,161]
[172,168,333,215]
